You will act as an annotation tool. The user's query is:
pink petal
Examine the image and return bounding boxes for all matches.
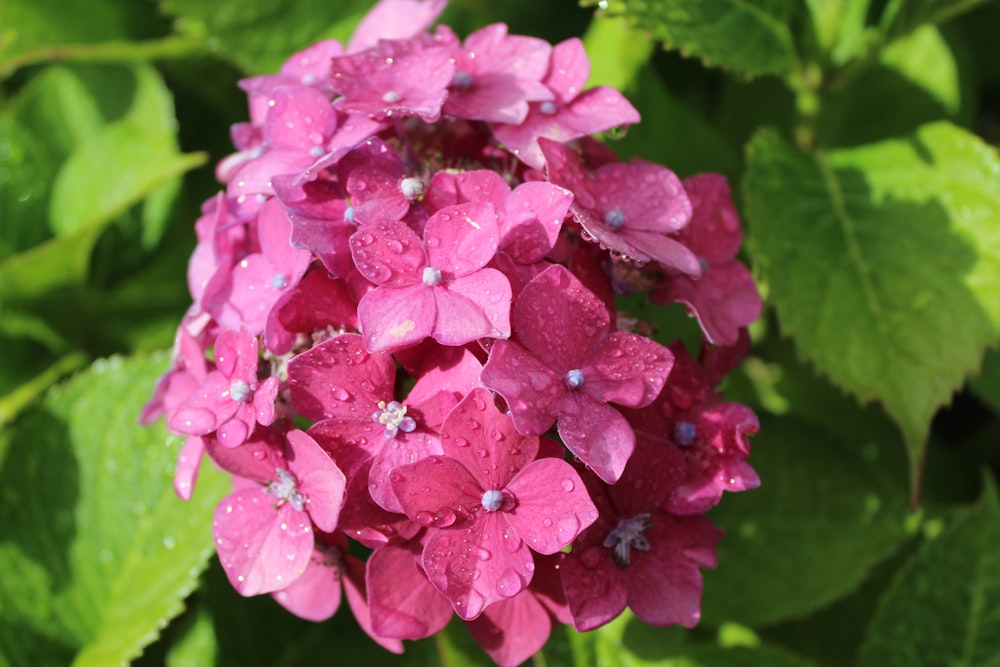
[544,38,590,105]
[213,488,314,596]
[271,542,343,621]
[557,393,635,484]
[432,269,512,345]
[466,589,552,667]
[357,283,436,352]
[288,333,395,422]
[173,435,205,501]
[497,181,571,263]
[583,331,673,408]
[350,219,425,287]
[204,428,289,482]
[367,541,453,640]
[592,161,691,233]
[424,201,500,277]
[505,458,597,554]
[426,169,509,211]
[390,455,482,525]
[680,173,744,263]
[422,512,535,619]
[264,86,337,152]
[368,431,443,514]
[347,0,449,53]
[561,545,628,631]
[287,430,347,533]
[662,261,762,346]
[343,552,406,653]
[480,340,563,436]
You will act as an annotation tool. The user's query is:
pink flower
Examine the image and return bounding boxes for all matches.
[350,201,512,353]
[389,388,598,619]
[492,38,640,169]
[211,429,347,596]
[481,264,673,483]
[540,137,700,274]
[167,328,279,447]
[561,442,723,630]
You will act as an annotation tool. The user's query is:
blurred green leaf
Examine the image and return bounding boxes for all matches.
[159,0,375,74]
[970,348,1000,414]
[881,0,995,41]
[804,0,873,66]
[744,123,1000,493]
[0,353,229,667]
[700,414,911,626]
[583,14,654,92]
[858,483,1000,666]
[818,24,962,146]
[595,0,799,79]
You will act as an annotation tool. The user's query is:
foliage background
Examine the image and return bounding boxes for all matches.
[1,0,999,665]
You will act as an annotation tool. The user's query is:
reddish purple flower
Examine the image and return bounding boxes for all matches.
[652,173,763,346]
[168,328,279,447]
[389,387,598,619]
[492,38,640,169]
[351,201,512,353]
[212,429,347,596]
[561,442,722,630]
[481,264,673,483]
[540,138,700,274]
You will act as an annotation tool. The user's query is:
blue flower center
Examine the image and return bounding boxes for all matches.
[603,513,651,567]
[673,420,697,447]
[481,489,504,512]
[229,379,251,403]
[265,468,305,512]
[565,368,585,389]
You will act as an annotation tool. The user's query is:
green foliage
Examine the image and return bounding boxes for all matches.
[744,122,1000,492]
[0,354,229,666]
[1,0,999,665]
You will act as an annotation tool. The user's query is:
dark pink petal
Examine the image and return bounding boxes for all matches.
[347,0,449,53]
[424,202,499,277]
[497,181,571,263]
[439,387,538,490]
[591,161,690,233]
[557,392,635,484]
[466,589,552,667]
[287,430,346,533]
[204,428,288,483]
[367,540,453,639]
[288,333,395,421]
[583,331,673,408]
[343,551,405,653]
[404,345,483,427]
[271,542,343,621]
[369,431,443,513]
[560,544,628,631]
[680,173,744,264]
[264,269,361,354]
[215,328,256,380]
[339,460,419,547]
[341,137,410,224]
[513,264,609,372]
[661,261,762,346]
[390,455,482,524]
[357,283,435,352]
[213,488,313,596]
[609,436,686,516]
[625,514,721,628]
[426,170,509,211]
[432,270,512,345]
[505,458,597,554]
[480,340,563,436]
[350,220,425,287]
[422,512,535,619]
[227,150,314,203]
[253,376,279,426]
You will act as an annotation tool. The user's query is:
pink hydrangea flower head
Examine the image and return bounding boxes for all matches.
[167,328,279,447]
[212,429,347,596]
[351,201,512,352]
[389,387,598,619]
[481,264,673,483]
[347,0,450,53]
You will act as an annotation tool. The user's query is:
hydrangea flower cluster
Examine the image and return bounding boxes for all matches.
[143,1,762,664]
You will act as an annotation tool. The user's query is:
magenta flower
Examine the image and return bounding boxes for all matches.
[389,387,598,619]
[481,264,673,483]
[540,137,700,274]
[560,442,723,630]
[211,429,347,596]
[167,328,279,447]
[652,173,763,346]
[492,38,640,169]
[350,201,512,352]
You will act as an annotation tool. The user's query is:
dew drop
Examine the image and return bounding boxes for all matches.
[560,478,575,492]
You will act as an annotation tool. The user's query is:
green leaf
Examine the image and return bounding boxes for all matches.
[970,347,1000,414]
[0,353,229,666]
[0,115,57,259]
[803,0,872,66]
[595,0,799,78]
[818,24,962,147]
[582,14,654,92]
[0,0,169,76]
[159,0,376,74]
[881,0,995,41]
[700,414,911,626]
[858,483,1000,666]
[744,123,1000,492]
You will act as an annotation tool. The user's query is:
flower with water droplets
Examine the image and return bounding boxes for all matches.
[389,387,597,619]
